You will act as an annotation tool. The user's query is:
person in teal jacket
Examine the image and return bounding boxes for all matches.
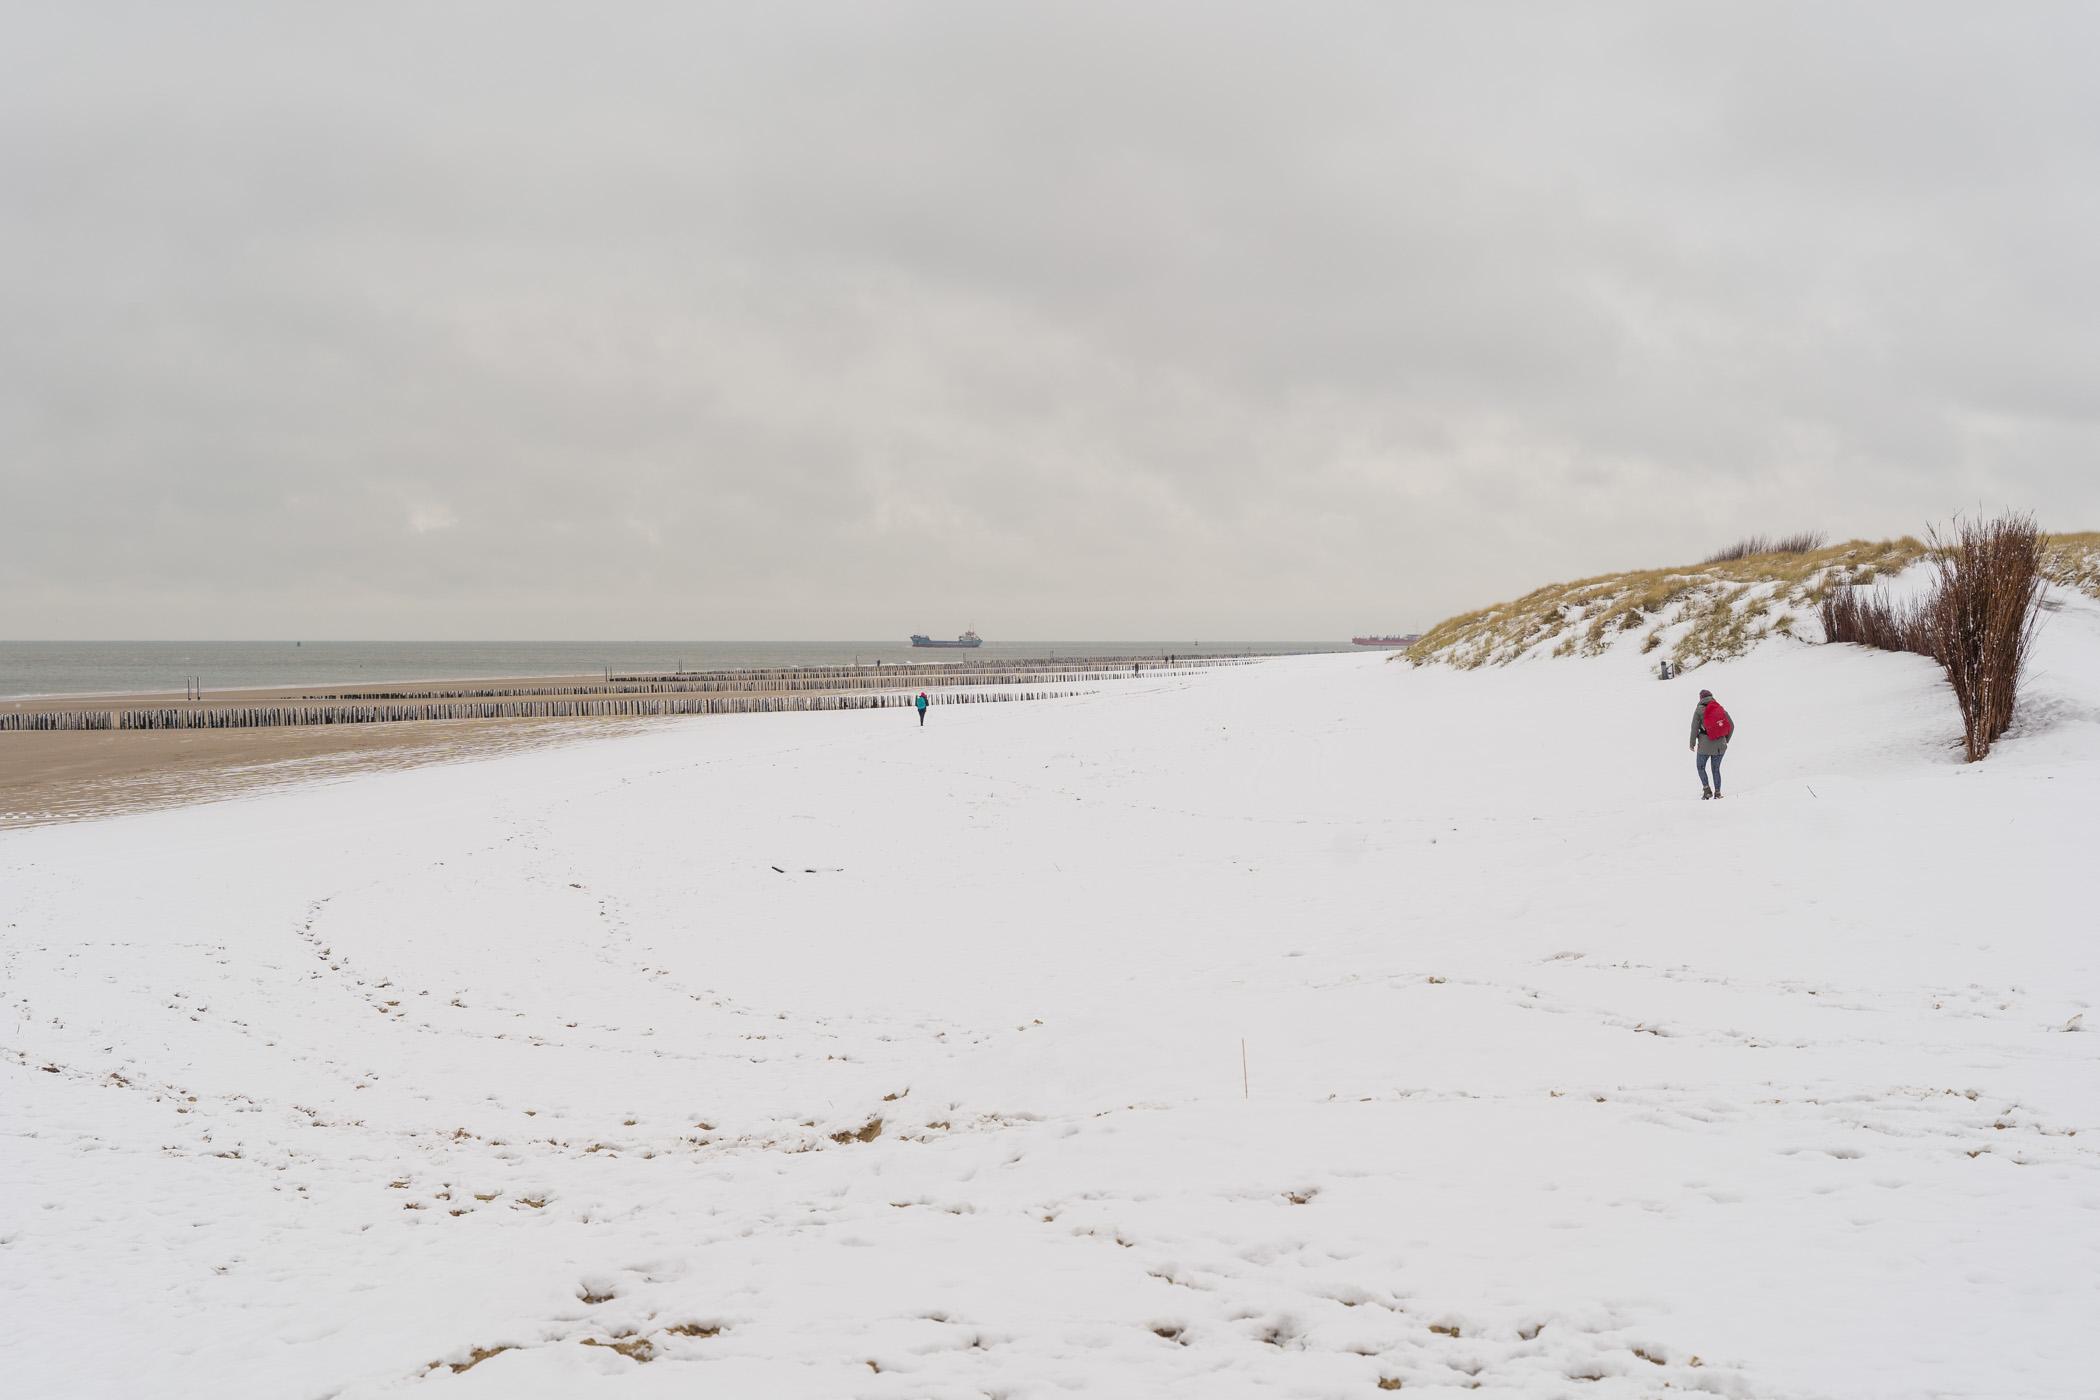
[914,692,929,727]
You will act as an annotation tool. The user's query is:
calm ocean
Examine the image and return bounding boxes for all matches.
[0,640,1350,700]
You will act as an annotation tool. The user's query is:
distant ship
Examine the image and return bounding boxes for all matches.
[911,629,983,649]
[1352,634,1420,647]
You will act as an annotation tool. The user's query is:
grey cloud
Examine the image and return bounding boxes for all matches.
[4,2,2097,639]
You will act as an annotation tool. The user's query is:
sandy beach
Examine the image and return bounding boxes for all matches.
[0,675,637,825]
[0,660,1192,827]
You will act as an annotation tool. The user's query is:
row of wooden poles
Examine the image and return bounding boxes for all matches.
[1,687,1092,732]
[614,655,1252,683]
[321,668,1174,700]
[313,655,1253,701]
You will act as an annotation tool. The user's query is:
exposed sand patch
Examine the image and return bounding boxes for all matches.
[0,716,659,828]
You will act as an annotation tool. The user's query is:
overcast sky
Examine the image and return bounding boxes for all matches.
[4,3,2096,640]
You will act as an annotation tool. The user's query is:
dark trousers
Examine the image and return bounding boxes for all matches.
[1696,751,1723,793]
[917,708,926,726]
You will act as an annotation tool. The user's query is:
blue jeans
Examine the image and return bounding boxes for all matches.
[1696,751,1723,793]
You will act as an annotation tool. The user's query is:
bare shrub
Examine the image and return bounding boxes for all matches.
[1819,587,1935,658]
[1821,514,2044,760]
[1703,538,1765,564]
[1926,514,2044,762]
[1702,531,1827,564]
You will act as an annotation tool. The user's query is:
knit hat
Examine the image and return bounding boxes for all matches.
[1699,688,1712,698]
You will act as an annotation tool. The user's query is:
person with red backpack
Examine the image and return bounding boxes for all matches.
[1690,688,1734,800]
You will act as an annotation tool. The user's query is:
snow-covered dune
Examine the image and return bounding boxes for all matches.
[1408,532,2100,674]
[5,599,2098,1398]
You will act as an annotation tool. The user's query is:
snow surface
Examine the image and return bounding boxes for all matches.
[5,596,2099,1399]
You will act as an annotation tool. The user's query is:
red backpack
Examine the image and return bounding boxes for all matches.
[1702,700,1734,741]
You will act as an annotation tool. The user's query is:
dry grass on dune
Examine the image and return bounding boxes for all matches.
[1409,527,2097,676]
[1409,537,1926,671]
[2039,531,2100,599]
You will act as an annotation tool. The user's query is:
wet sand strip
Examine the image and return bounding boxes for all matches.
[0,717,650,830]
[0,684,1097,828]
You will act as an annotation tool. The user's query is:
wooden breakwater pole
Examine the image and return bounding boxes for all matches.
[311,655,1259,702]
[1,647,1286,734]
[0,710,118,732]
[610,654,1261,686]
[313,669,1114,700]
[59,685,1097,732]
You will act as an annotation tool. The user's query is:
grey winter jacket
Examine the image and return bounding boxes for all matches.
[1691,696,1733,756]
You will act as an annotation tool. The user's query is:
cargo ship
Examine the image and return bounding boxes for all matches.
[1352,634,1420,647]
[910,629,983,648]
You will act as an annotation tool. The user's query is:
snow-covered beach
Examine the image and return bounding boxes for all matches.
[5,601,2098,1399]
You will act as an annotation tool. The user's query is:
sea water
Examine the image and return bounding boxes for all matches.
[0,640,1350,700]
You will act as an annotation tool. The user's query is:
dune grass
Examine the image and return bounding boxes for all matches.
[1411,537,1925,670]
[2040,531,2100,598]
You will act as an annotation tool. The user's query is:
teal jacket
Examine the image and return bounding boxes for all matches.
[914,694,928,712]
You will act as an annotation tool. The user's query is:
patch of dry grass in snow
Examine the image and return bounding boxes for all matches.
[1409,537,1927,671]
